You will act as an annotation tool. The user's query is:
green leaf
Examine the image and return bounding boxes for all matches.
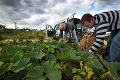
[0,47,2,51]
[10,52,22,63]
[77,51,90,60]
[89,59,103,73]
[26,51,45,59]
[107,62,120,80]
[3,63,13,71]
[78,52,104,74]
[48,47,55,53]
[6,72,24,80]
[42,61,62,80]
[85,55,103,74]
[109,68,120,80]
[0,61,4,66]
[0,63,13,75]
[26,66,45,80]
[26,63,32,67]
[68,50,79,61]
[47,54,57,61]
[57,52,70,61]
[72,68,78,74]
[12,58,30,73]
[22,46,34,52]
[6,45,22,56]
[108,62,120,71]
[64,67,73,76]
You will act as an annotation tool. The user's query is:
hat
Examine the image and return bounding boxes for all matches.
[60,23,66,31]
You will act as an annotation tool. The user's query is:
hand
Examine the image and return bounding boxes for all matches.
[88,33,93,38]
[88,51,90,54]
[88,50,94,54]
[63,39,69,43]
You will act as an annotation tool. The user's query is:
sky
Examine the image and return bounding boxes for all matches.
[0,0,120,30]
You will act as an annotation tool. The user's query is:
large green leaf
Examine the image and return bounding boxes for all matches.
[57,52,70,61]
[42,61,62,80]
[77,51,90,61]
[77,52,103,73]
[0,49,10,62]
[47,45,57,53]
[10,52,22,63]
[64,67,73,76]
[107,62,120,80]
[85,55,104,74]
[88,57,103,74]
[3,63,13,71]
[6,45,22,56]
[109,68,120,80]
[22,46,34,52]
[67,49,80,61]
[12,58,30,73]
[33,46,44,52]
[26,51,45,59]
[26,66,45,80]
[108,62,120,71]
[6,72,24,80]
[47,54,57,61]
[48,47,55,53]
[0,63,13,75]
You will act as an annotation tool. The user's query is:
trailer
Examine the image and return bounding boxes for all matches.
[45,24,56,37]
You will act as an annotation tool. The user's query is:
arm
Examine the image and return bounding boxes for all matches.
[89,22,109,54]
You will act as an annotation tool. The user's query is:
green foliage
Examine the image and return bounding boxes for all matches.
[0,30,45,44]
[12,58,30,73]
[27,66,45,80]
[42,61,62,80]
[0,34,4,41]
[0,63,13,75]
[0,41,119,80]
[53,36,61,40]
[0,42,8,47]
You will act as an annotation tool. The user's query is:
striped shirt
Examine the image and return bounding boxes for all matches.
[89,10,120,54]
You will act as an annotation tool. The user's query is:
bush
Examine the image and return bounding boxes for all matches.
[0,42,8,47]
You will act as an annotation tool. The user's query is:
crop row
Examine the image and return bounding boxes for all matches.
[0,41,120,80]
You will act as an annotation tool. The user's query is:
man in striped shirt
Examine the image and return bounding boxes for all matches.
[81,10,120,62]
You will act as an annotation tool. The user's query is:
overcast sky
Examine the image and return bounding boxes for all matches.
[0,0,120,30]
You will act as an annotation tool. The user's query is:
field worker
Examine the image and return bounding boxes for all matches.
[81,10,120,62]
[60,21,78,44]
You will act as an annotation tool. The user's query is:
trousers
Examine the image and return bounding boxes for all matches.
[63,29,78,44]
[107,30,120,62]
